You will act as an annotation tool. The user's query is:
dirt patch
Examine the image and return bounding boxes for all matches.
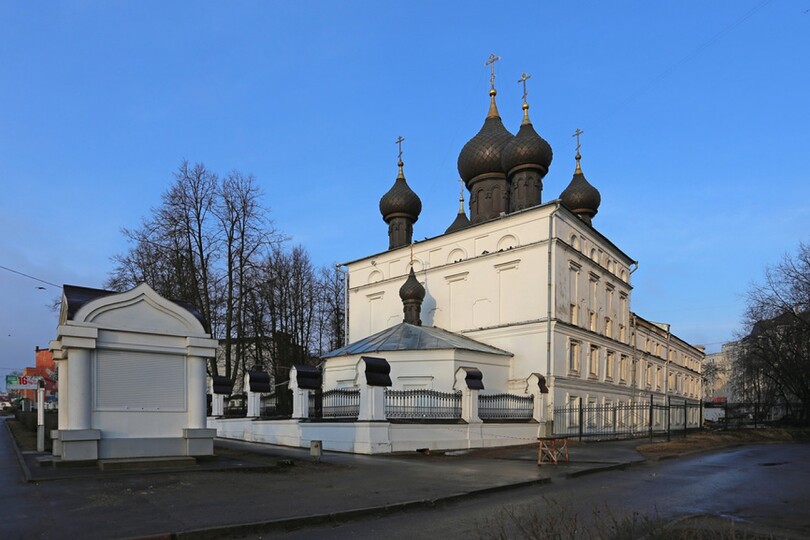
[636,428,810,459]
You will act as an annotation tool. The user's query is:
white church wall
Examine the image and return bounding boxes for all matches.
[323,349,511,393]
[346,205,557,343]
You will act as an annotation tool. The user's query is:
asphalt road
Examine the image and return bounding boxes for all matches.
[277,443,810,539]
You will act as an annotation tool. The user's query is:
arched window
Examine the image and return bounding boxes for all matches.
[497,234,519,251]
[447,248,467,264]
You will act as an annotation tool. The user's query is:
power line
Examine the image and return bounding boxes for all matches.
[0,264,60,288]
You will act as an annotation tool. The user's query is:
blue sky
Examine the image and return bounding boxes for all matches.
[1,1,808,382]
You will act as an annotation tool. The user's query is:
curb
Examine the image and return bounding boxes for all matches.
[152,477,554,540]
[4,418,33,483]
[565,460,641,478]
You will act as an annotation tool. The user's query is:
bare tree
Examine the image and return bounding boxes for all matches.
[215,172,279,381]
[733,242,810,422]
[315,265,346,355]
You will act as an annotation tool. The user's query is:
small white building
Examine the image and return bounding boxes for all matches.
[50,283,218,462]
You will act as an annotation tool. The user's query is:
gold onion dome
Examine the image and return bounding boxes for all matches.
[560,152,601,225]
[501,102,553,175]
[457,88,515,184]
[379,160,422,223]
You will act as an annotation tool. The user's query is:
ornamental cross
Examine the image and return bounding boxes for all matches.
[572,128,584,153]
[518,72,532,104]
[458,178,465,202]
[395,135,405,161]
[486,53,501,88]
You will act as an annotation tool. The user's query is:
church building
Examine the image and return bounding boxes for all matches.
[322,60,703,430]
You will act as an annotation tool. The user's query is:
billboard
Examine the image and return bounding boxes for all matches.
[5,375,43,390]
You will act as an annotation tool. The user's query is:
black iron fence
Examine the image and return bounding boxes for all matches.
[479,393,534,421]
[384,389,462,420]
[309,388,360,419]
[553,397,702,441]
[259,392,293,418]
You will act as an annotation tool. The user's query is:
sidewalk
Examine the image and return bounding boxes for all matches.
[0,417,648,539]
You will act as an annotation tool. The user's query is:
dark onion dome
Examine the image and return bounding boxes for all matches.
[399,267,425,303]
[501,102,553,175]
[445,195,471,234]
[457,88,514,184]
[560,152,601,225]
[379,160,422,223]
[399,266,426,325]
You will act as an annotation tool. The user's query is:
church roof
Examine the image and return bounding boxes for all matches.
[322,322,512,358]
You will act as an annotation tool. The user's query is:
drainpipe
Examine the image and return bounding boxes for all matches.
[546,202,561,429]
[629,261,639,404]
[664,323,671,410]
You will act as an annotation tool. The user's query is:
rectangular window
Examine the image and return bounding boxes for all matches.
[604,400,614,428]
[587,398,598,428]
[569,266,579,325]
[605,317,612,338]
[646,364,652,387]
[656,367,662,390]
[619,355,628,382]
[619,324,626,342]
[606,351,615,380]
[569,341,581,373]
[589,346,599,378]
[568,395,580,427]
[589,311,597,332]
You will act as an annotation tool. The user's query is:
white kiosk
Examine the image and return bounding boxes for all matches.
[50,283,218,462]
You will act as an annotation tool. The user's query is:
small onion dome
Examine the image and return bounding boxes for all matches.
[445,196,471,234]
[399,267,425,303]
[379,160,422,223]
[457,88,514,184]
[399,266,425,325]
[560,152,601,225]
[501,103,553,175]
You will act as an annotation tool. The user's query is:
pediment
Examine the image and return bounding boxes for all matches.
[73,283,206,336]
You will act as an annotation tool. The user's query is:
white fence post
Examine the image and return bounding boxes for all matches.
[454,367,483,424]
[288,366,311,419]
[356,356,391,421]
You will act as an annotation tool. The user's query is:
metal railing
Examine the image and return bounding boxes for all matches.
[309,388,360,419]
[478,393,534,421]
[553,398,702,441]
[384,389,462,420]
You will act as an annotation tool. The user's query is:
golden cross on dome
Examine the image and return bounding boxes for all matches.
[518,72,532,104]
[572,128,584,154]
[486,54,501,89]
[395,136,405,162]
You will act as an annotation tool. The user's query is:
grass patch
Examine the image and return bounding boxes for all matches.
[636,427,810,459]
